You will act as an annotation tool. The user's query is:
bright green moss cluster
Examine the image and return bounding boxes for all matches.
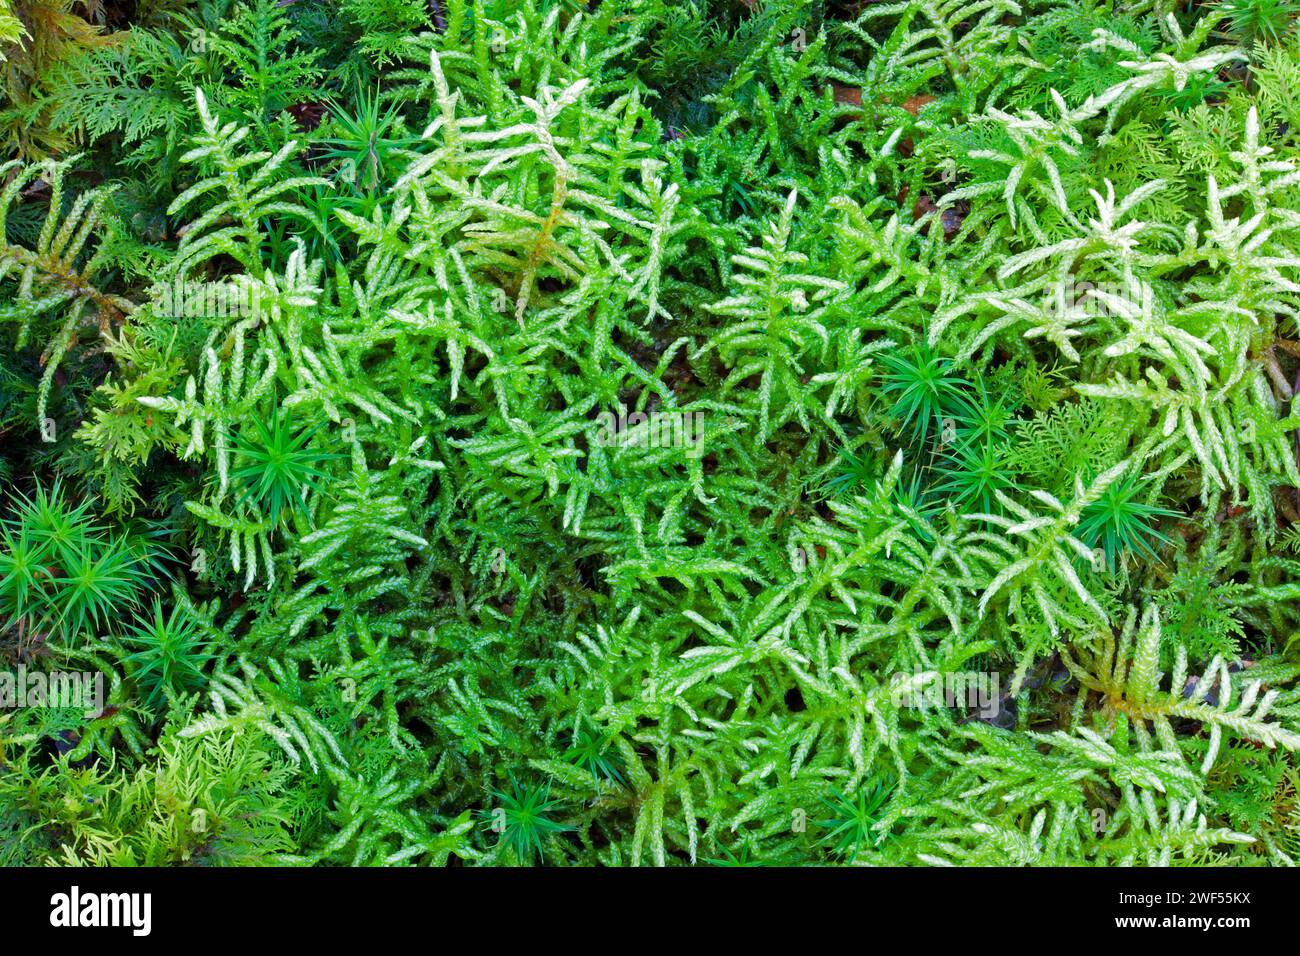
[4,0,1300,866]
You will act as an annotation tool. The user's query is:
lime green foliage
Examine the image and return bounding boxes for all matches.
[1,711,298,865]
[6,0,1300,867]
[0,2,22,56]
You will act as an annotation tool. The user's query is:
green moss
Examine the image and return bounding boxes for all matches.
[3,0,1300,867]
